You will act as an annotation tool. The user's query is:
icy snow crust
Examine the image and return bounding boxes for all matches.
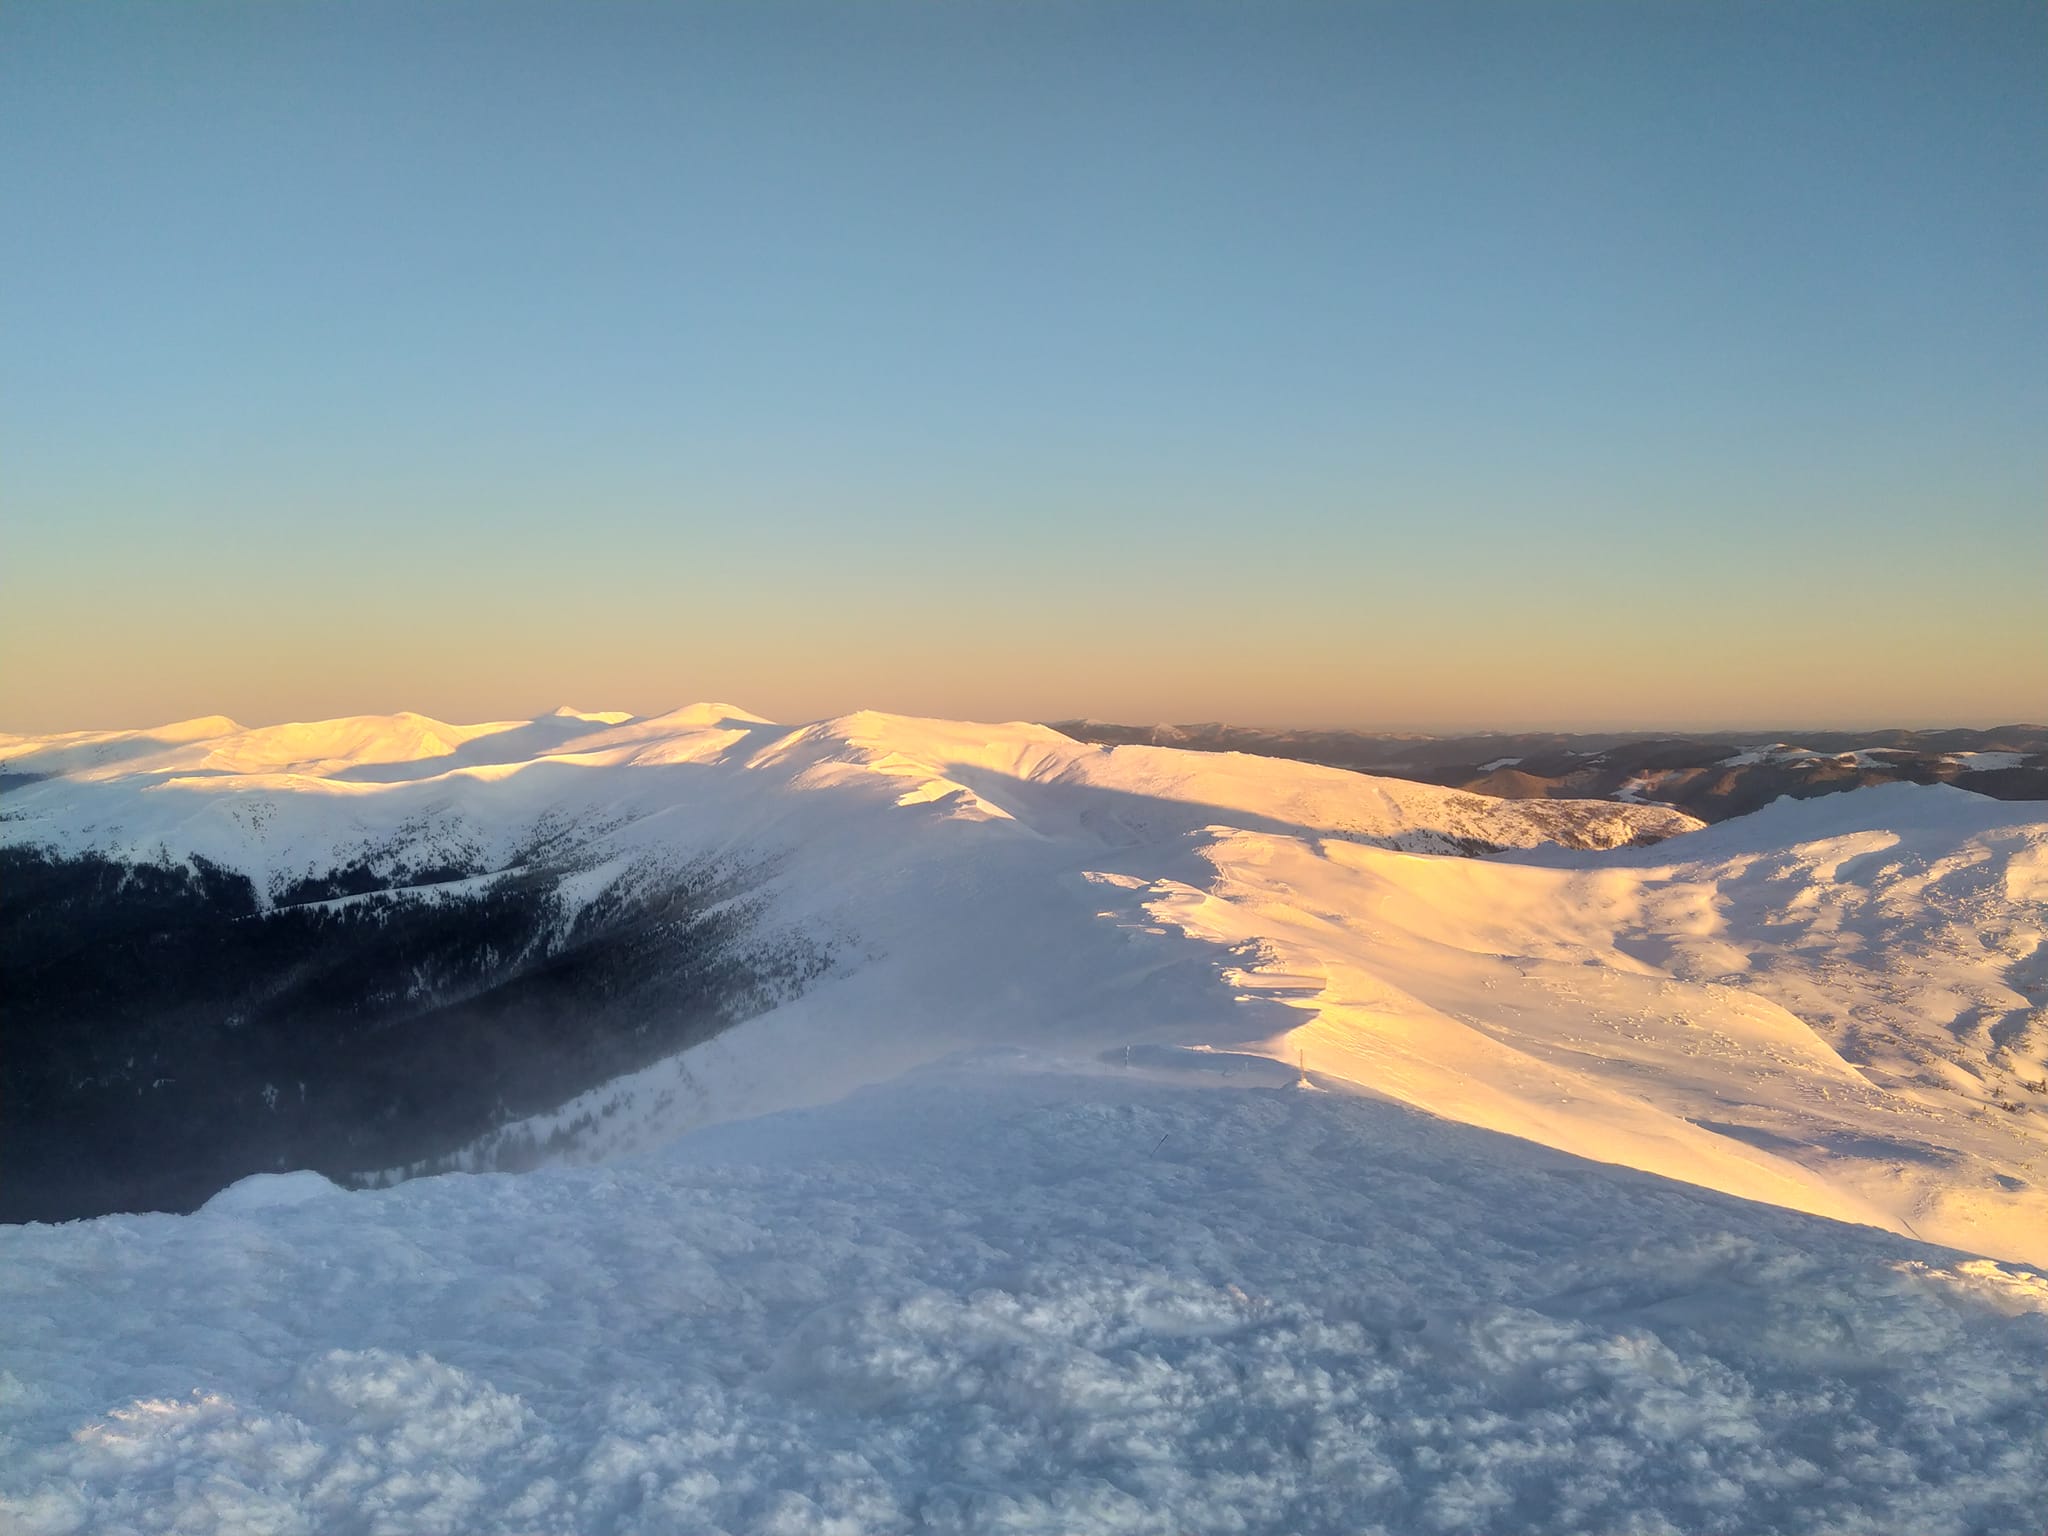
[3,1062,2045,1536]
[5,707,2048,1528]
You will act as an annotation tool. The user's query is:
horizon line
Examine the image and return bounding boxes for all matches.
[4,703,2043,745]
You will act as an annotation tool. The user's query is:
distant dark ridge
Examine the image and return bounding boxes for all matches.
[1046,723,2048,824]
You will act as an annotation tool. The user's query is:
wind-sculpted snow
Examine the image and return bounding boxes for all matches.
[7,708,2048,1528]
[3,1063,2044,1536]
[0,705,1694,1214]
[4,705,2045,1261]
[1159,785,2048,1262]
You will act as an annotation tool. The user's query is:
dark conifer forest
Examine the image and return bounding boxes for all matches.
[0,847,827,1222]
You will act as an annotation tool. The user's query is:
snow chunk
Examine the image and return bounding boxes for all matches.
[198,1170,346,1214]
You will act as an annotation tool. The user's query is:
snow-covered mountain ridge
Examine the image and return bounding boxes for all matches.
[4,707,2045,1266]
[6,706,2048,1532]
[1053,718,2048,822]
[0,703,1694,875]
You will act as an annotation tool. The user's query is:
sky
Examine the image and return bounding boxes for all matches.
[2,0,2042,734]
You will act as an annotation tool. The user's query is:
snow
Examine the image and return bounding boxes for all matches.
[0,711,531,782]
[1950,750,2028,773]
[1719,744,1809,767]
[1162,783,2048,1263]
[198,1171,347,1214]
[0,707,1697,908]
[1719,743,2032,774]
[4,1059,2045,1535]
[1476,756,1523,772]
[5,710,2044,1263]
[6,706,2048,1528]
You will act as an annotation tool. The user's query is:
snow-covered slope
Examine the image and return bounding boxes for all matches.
[0,704,1691,881]
[1052,720,2048,822]
[1164,783,2048,1263]
[6,706,2048,1530]
[4,1058,2043,1535]
[5,706,2045,1260]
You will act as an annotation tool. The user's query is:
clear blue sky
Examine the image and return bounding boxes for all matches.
[3,1,2042,731]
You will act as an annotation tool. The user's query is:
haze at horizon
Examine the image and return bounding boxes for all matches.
[3,0,2042,735]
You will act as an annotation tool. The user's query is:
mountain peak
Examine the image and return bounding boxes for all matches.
[643,703,775,728]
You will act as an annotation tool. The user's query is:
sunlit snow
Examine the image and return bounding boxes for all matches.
[3,707,2046,1531]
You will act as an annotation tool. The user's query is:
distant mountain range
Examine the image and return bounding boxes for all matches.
[1046,721,2048,822]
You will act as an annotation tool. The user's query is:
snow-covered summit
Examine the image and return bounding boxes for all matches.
[0,709,520,782]
[0,703,1691,842]
[0,704,1700,886]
